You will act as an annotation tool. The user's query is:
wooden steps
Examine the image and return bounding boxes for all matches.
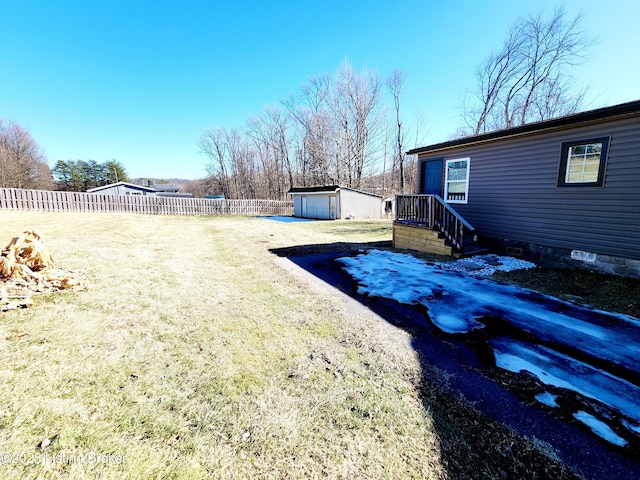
[393,221,488,257]
[393,222,453,256]
[394,196,487,257]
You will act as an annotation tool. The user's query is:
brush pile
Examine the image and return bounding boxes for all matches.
[1,230,85,311]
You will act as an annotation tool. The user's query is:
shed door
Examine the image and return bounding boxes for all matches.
[421,158,443,195]
[329,196,337,219]
[301,196,308,217]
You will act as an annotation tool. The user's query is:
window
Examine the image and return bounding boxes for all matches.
[558,137,609,187]
[445,158,470,203]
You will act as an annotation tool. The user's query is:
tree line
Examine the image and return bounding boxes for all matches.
[197,61,424,200]
[51,159,129,191]
[0,119,130,192]
[198,9,587,200]
[0,119,53,190]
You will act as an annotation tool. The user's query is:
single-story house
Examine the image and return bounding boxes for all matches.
[87,181,193,198]
[288,185,384,220]
[395,99,640,277]
[87,182,157,196]
[148,182,192,197]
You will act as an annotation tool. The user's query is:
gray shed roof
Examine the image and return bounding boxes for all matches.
[288,185,382,198]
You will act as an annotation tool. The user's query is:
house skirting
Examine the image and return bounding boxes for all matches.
[392,222,452,257]
[489,238,640,279]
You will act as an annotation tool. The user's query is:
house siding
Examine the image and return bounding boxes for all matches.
[419,116,640,261]
[88,185,155,196]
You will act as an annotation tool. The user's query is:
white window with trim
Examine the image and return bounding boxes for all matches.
[445,157,470,203]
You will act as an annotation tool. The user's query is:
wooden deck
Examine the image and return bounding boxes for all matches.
[393,194,484,257]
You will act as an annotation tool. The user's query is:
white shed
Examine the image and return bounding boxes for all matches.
[288,185,383,220]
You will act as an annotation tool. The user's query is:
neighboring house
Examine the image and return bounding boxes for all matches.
[395,99,640,277]
[87,181,193,198]
[152,183,180,193]
[288,185,384,220]
[87,182,157,196]
[139,179,193,198]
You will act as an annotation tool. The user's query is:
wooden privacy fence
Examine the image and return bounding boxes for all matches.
[0,188,293,216]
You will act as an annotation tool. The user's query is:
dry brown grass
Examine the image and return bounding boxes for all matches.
[493,267,640,318]
[0,212,579,479]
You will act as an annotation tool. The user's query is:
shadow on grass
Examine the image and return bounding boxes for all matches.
[269,242,640,480]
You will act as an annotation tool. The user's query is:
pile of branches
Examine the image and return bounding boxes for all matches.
[1,230,85,311]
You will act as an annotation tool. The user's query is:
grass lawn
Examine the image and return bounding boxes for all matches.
[0,212,579,479]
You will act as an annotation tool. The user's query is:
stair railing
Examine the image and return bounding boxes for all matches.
[431,195,475,251]
[395,194,476,253]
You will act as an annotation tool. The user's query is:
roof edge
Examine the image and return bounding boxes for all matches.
[288,185,382,198]
[288,185,340,194]
[87,182,156,192]
[407,99,640,155]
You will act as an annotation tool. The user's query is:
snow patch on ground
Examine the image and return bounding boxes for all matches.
[337,250,640,372]
[535,392,559,408]
[573,411,628,447]
[491,338,640,426]
[622,419,640,436]
[258,216,314,223]
[336,249,640,446]
[440,254,536,277]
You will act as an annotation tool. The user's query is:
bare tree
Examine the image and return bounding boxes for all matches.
[349,65,383,187]
[462,7,589,135]
[284,74,335,186]
[0,119,53,190]
[404,110,428,192]
[284,62,384,189]
[199,62,406,198]
[385,69,408,192]
[246,106,294,199]
[329,61,383,188]
[198,127,232,198]
[225,128,258,199]
[199,126,264,199]
[180,177,223,198]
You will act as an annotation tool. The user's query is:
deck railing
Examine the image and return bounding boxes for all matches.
[395,194,476,252]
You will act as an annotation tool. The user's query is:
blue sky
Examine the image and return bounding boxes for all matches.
[1,0,638,180]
